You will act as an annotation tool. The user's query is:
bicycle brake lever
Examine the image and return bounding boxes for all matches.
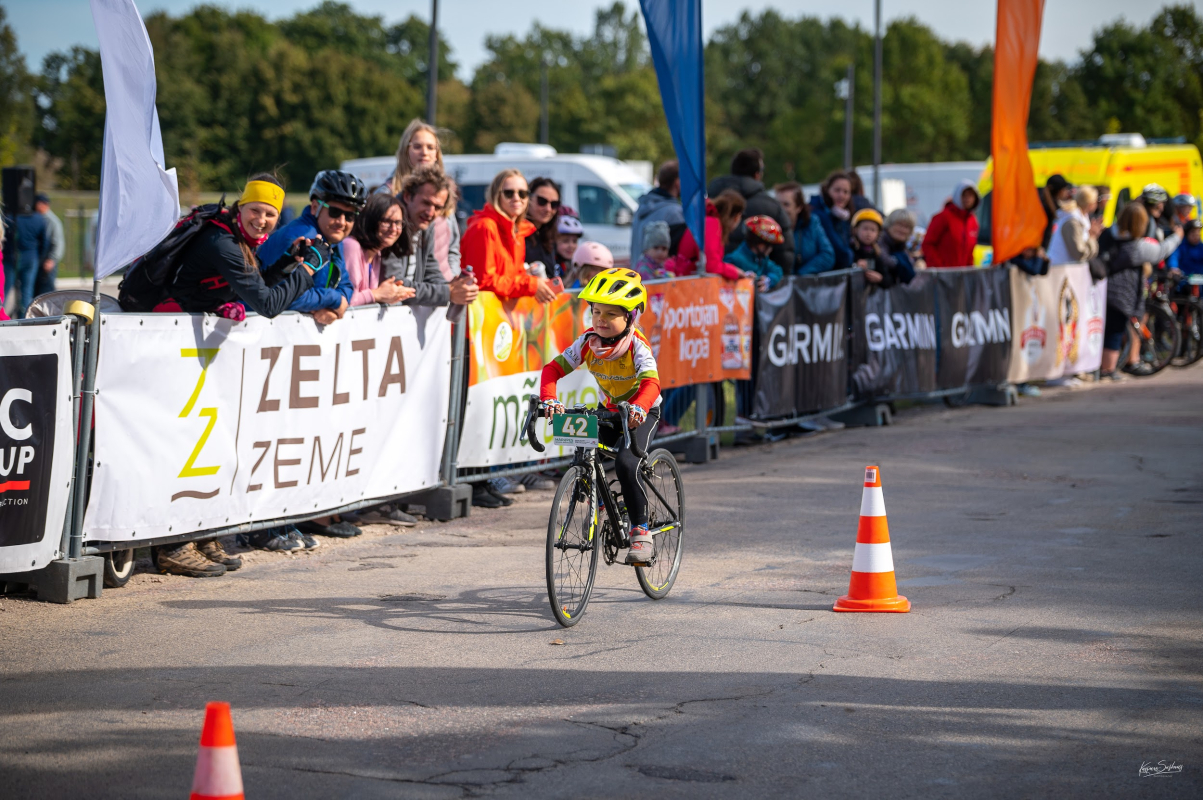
[524,396,546,453]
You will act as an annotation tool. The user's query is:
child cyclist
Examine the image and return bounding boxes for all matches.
[538,268,661,565]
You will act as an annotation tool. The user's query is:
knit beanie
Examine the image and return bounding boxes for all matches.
[642,220,671,251]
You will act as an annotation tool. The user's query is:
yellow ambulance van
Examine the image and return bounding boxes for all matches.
[974,134,1203,264]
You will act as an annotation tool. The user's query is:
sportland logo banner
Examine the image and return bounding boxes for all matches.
[83,307,450,541]
[642,275,755,385]
[457,277,754,468]
[0,319,75,573]
[1008,263,1100,382]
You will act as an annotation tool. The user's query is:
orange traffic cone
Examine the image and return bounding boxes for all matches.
[190,702,244,800]
[833,466,910,613]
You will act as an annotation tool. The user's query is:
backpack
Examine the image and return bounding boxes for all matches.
[117,198,228,311]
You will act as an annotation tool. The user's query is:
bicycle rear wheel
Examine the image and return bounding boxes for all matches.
[1173,303,1203,366]
[635,448,685,600]
[1144,305,1181,374]
[546,465,600,627]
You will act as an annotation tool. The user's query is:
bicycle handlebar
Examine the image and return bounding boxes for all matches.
[522,397,646,459]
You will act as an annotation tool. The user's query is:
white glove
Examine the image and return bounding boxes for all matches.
[539,399,565,418]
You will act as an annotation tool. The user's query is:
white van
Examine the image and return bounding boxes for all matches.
[341,143,652,264]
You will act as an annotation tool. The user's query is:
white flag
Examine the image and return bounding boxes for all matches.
[90,0,180,279]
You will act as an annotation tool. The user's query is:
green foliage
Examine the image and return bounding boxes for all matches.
[13,1,1203,192]
[0,5,35,168]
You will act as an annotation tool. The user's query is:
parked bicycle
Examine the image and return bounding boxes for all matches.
[522,397,685,627]
[1170,274,1203,367]
[1120,272,1181,375]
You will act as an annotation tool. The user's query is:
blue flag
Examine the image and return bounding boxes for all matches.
[640,0,705,269]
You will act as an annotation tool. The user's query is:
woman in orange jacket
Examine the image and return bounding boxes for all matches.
[461,168,558,302]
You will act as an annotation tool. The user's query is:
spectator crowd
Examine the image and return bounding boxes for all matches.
[4,120,1199,579]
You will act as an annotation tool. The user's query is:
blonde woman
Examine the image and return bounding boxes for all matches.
[461,168,557,301]
[381,118,460,281]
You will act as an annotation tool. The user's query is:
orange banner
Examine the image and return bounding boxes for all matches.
[992,0,1047,263]
[466,276,754,388]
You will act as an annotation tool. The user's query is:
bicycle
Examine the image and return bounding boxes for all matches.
[521,397,685,628]
[1119,272,1181,375]
[1170,274,1203,367]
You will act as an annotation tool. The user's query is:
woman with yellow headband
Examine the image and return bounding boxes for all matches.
[159,173,317,320]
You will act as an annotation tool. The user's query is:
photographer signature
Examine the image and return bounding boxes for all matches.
[1139,760,1183,777]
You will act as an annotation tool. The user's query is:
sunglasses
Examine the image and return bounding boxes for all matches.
[318,200,358,222]
[534,195,560,209]
[501,188,530,200]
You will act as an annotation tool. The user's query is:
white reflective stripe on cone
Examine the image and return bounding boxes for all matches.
[191,746,244,796]
[859,485,886,518]
[851,542,895,574]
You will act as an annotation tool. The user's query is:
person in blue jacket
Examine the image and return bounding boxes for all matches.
[1171,218,1203,285]
[775,182,835,275]
[809,170,858,272]
[259,170,366,324]
[726,215,785,291]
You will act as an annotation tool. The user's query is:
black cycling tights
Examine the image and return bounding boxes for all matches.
[601,407,661,528]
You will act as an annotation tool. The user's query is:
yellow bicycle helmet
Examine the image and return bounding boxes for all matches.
[578,268,647,312]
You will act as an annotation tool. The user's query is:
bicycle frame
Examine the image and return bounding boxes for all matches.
[526,398,681,564]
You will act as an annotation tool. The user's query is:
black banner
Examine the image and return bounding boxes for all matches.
[753,274,849,418]
[850,271,938,398]
[935,268,1013,390]
[0,353,59,547]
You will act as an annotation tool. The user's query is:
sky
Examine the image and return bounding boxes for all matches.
[6,0,1202,76]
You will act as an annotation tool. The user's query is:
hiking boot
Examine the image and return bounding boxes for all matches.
[158,542,226,578]
[624,526,654,566]
[359,504,418,527]
[472,484,504,508]
[519,473,557,491]
[198,538,242,571]
[488,477,525,495]
[292,529,320,549]
[298,520,360,539]
[248,528,302,551]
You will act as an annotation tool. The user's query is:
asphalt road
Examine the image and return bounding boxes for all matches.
[2,370,1201,798]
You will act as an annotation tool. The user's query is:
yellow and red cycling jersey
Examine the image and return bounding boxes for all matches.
[540,328,662,410]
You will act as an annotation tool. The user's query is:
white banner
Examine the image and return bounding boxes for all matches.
[1008,264,1101,382]
[1056,265,1106,376]
[83,306,450,541]
[456,369,601,468]
[0,318,76,573]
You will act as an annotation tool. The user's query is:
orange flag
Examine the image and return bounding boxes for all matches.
[992,0,1046,264]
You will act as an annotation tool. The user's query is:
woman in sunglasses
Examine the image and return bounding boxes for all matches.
[524,177,562,278]
[461,168,558,301]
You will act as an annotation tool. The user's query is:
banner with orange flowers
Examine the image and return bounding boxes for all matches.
[457,276,754,468]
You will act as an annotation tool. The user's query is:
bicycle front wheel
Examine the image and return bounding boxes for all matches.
[546,465,600,627]
[1173,303,1203,366]
[636,448,685,600]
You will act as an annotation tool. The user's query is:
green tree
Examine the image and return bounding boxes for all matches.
[36,47,105,189]
[0,5,35,168]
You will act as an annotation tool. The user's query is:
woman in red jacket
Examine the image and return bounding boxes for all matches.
[922,179,980,268]
[665,190,750,281]
[461,168,557,301]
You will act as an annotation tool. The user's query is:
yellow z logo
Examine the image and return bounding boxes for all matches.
[179,348,220,478]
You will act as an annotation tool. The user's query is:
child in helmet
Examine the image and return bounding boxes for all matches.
[539,268,661,565]
[555,211,584,278]
[568,241,615,289]
[726,215,785,290]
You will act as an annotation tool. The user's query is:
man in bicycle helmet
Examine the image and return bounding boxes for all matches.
[260,169,367,325]
[1172,193,1197,224]
[1141,184,1170,241]
[538,268,661,565]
